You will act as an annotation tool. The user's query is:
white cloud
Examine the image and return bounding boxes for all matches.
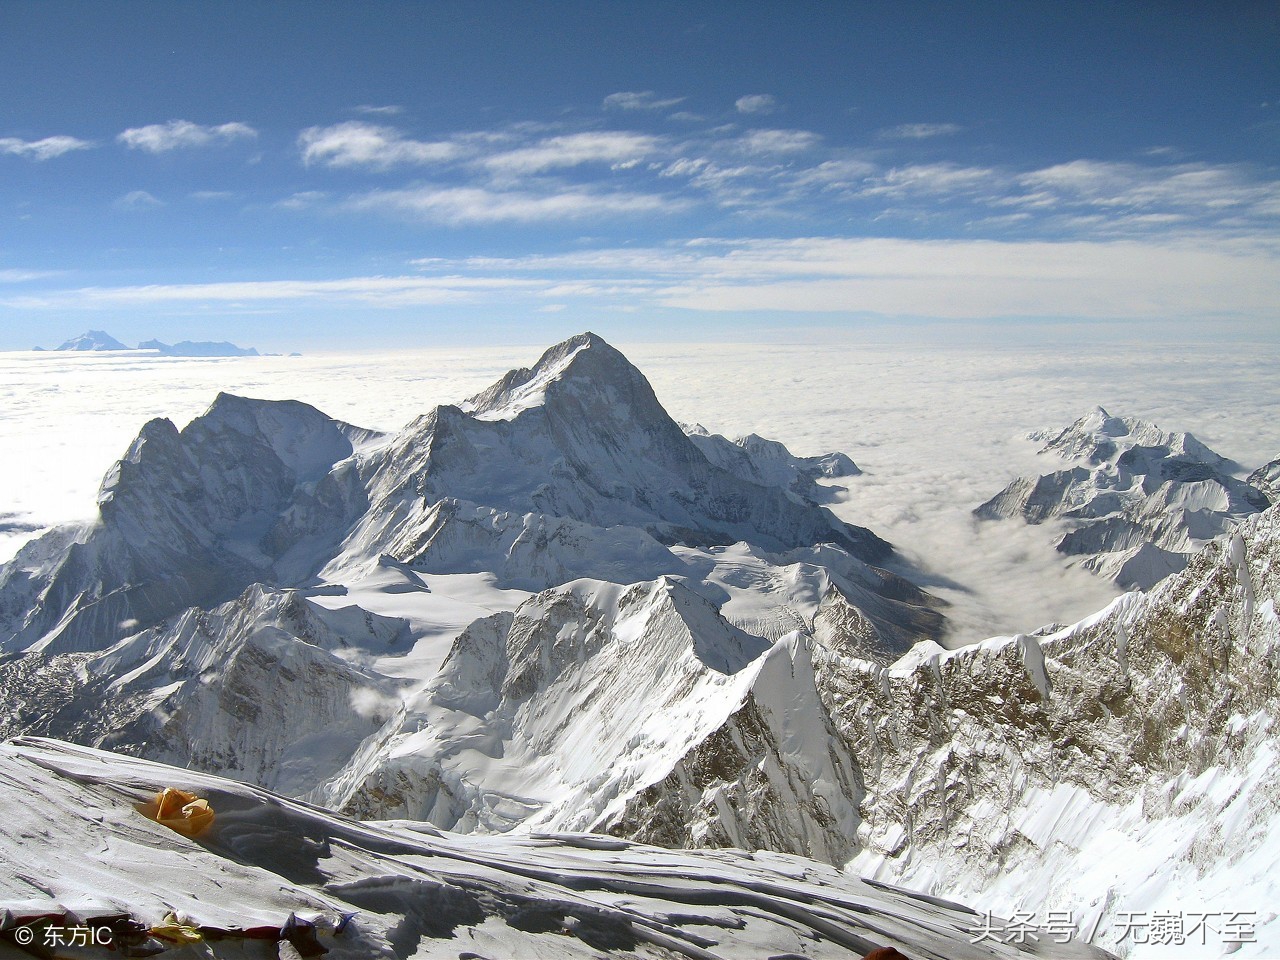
[735,94,778,115]
[858,163,999,198]
[735,129,820,155]
[348,184,684,224]
[1,275,546,310]
[298,122,464,169]
[879,122,963,140]
[273,190,330,210]
[0,135,93,160]
[430,233,1280,323]
[482,132,661,175]
[792,159,879,189]
[1016,159,1280,217]
[0,269,58,283]
[650,236,1280,319]
[353,104,404,116]
[114,190,163,210]
[602,91,685,111]
[117,120,257,153]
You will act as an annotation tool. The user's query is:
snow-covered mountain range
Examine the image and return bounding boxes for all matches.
[37,329,264,355]
[976,407,1272,589]
[0,333,941,816]
[1,334,1277,957]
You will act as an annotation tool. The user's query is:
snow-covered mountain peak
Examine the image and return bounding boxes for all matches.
[979,407,1269,589]
[196,391,369,480]
[360,333,896,564]
[462,331,641,422]
[55,329,129,351]
[1033,406,1225,468]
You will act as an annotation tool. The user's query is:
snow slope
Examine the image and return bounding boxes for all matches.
[842,504,1280,958]
[0,736,1115,960]
[53,330,129,351]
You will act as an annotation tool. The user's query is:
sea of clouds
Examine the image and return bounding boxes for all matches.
[2,338,1276,646]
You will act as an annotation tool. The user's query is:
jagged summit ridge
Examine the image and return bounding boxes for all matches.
[352,331,895,565]
[976,407,1270,589]
[0,392,374,655]
[460,331,627,419]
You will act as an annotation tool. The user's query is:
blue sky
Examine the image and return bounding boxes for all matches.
[1,1,1277,350]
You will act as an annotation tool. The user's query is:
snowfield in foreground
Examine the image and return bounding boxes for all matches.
[0,737,1113,959]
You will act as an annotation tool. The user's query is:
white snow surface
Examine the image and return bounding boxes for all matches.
[0,736,1114,960]
[843,507,1280,958]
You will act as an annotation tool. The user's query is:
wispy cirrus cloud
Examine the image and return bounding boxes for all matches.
[735,94,778,115]
[276,106,1280,242]
[8,234,1278,329]
[856,162,999,199]
[647,236,1280,319]
[0,269,60,283]
[1014,159,1280,216]
[117,120,257,152]
[0,135,94,160]
[299,122,466,169]
[482,132,660,175]
[603,91,685,111]
[346,183,685,225]
[353,104,404,116]
[734,129,821,155]
[0,275,547,310]
[114,190,164,210]
[426,233,1280,322]
[879,122,963,140]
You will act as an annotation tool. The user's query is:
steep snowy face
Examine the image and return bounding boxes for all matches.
[0,393,372,654]
[975,406,1270,589]
[1247,454,1280,503]
[0,738,1115,960]
[357,332,891,564]
[837,503,1280,958]
[685,423,860,503]
[317,577,780,831]
[0,331,944,834]
[0,583,408,796]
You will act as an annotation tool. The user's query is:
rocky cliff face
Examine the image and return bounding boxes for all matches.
[836,504,1280,954]
[1248,455,1280,503]
[976,407,1270,589]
